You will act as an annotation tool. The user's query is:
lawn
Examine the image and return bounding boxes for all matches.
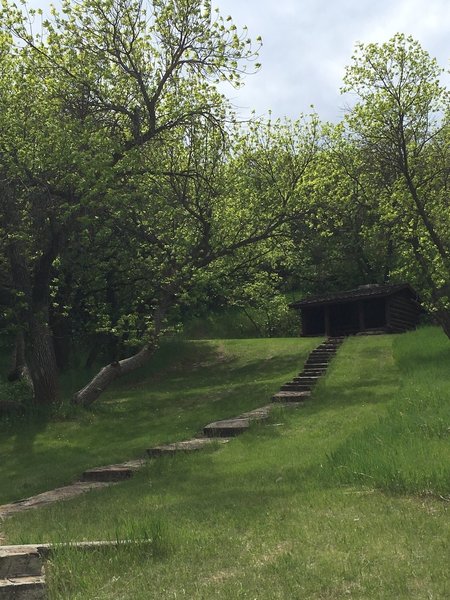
[1,328,449,598]
[0,336,318,504]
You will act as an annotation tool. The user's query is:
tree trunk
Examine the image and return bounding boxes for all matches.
[435,309,450,339]
[72,343,157,407]
[73,281,176,408]
[26,319,60,406]
[50,313,72,371]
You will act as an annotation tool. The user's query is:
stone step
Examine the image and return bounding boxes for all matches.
[275,401,304,408]
[0,547,43,579]
[81,459,145,483]
[312,345,337,350]
[300,368,326,375]
[292,376,321,383]
[239,405,273,420]
[0,575,46,599]
[314,348,334,352]
[305,358,332,365]
[272,390,311,402]
[147,437,229,457]
[203,405,272,438]
[299,374,325,379]
[0,482,114,518]
[280,383,313,392]
[203,404,272,437]
[203,417,251,437]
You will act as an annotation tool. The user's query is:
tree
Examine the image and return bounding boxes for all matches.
[71,115,319,406]
[342,34,450,336]
[286,127,399,296]
[0,0,258,406]
[0,0,319,407]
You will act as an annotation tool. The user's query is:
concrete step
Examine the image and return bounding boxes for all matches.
[0,482,114,518]
[239,405,273,420]
[147,437,229,457]
[280,383,313,392]
[272,390,311,402]
[300,368,326,375]
[0,575,46,599]
[312,345,337,350]
[305,357,332,365]
[203,404,272,437]
[203,417,251,437]
[0,547,43,579]
[81,459,145,483]
[275,401,304,408]
[203,405,272,438]
[292,376,321,384]
[300,371,325,381]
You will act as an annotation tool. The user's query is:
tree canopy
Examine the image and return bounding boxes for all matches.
[0,0,319,407]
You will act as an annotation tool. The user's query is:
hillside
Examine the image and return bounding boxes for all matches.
[1,327,449,599]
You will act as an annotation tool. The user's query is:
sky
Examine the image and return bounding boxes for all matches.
[28,0,450,122]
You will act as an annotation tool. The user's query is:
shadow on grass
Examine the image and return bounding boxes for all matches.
[1,406,52,455]
[0,338,316,504]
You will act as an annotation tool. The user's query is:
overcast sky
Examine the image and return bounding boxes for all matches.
[216,0,450,121]
[28,0,450,121]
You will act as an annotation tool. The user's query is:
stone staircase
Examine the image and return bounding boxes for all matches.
[0,337,344,597]
[0,541,152,599]
[272,337,344,402]
[0,545,46,599]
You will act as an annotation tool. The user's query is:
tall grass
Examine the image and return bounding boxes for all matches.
[328,327,450,497]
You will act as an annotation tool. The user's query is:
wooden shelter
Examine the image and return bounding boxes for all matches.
[289,283,422,337]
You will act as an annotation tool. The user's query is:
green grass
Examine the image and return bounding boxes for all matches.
[1,328,449,598]
[328,328,450,496]
[0,337,318,504]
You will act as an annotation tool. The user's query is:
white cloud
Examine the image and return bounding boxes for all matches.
[26,0,450,121]
[217,0,450,120]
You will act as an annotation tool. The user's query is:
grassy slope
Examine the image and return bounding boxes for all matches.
[0,337,318,504]
[2,327,449,599]
[330,327,450,495]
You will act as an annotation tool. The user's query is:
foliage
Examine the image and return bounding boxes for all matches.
[342,34,450,334]
[0,0,319,407]
[286,132,399,294]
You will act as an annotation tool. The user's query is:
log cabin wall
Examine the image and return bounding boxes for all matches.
[387,292,422,332]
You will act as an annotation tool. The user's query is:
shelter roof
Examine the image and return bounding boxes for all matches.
[289,283,417,309]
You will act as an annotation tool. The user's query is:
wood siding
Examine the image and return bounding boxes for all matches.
[387,293,421,332]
